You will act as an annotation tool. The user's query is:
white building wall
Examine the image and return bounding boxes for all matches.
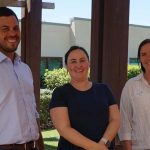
[16,22,21,55]
[41,22,71,65]
[70,19,76,46]
[128,24,150,62]
[71,18,91,56]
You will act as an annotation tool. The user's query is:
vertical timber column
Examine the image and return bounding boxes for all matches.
[21,0,41,111]
[91,0,130,102]
[21,1,44,149]
[90,0,130,149]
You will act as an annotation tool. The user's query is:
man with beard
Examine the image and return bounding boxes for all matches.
[0,7,42,150]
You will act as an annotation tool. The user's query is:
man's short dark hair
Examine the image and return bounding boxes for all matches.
[0,7,18,22]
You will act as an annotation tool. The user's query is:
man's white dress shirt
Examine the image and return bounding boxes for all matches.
[0,52,39,144]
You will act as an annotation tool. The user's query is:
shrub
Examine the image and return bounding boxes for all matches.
[127,65,141,79]
[40,68,70,129]
[40,89,53,129]
[40,75,46,89]
[44,68,70,90]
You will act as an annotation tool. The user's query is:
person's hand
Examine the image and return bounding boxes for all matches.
[96,142,108,150]
[87,142,108,150]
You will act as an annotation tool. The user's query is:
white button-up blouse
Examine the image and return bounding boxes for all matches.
[119,73,150,150]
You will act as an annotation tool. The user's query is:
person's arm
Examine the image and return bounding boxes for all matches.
[99,104,120,144]
[118,82,133,150]
[121,140,132,150]
[36,118,45,150]
[50,107,108,150]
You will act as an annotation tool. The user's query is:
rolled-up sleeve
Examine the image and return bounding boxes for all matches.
[118,82,133,141]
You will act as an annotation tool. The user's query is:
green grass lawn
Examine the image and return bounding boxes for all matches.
[42,129,59,150]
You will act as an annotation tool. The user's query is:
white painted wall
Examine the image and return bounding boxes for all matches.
[41,22,70,58]
[71,18,91,56]
[128,24,150,62]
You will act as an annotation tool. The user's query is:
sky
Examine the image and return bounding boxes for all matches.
[11,0,150,26]
[129,0,150,26]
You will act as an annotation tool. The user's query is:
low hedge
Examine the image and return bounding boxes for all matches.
[40,89,53,129]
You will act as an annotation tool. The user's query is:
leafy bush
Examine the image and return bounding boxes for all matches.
[40,68,70,129]
[44,68,70,90]
[40,89,53,129]
[40,75,46,89]
[128,65,141,79]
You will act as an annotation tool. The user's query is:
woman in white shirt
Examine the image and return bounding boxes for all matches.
[119,39,150,150]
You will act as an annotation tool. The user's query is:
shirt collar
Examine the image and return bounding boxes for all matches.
[0,52,21,63]
[133,72,144,81]
[14,53,21,63]
[0,52,7,62]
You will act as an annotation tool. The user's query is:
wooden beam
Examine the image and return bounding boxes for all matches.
[0,1,26,7]
[42,2,55,9]
[0,0,22,7]
[0,0,55,9]
[0,0,17,3]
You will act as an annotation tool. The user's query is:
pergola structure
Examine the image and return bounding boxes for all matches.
[0,0,129,149]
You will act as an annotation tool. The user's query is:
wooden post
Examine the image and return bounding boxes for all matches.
[90,0,130,149]
[21,0,44,149]
[91,0,129,104]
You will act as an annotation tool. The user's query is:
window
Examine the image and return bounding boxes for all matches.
[40,57,63,76]
[129,58,138,65]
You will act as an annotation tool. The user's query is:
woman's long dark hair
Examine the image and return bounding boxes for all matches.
[137,39,150,73]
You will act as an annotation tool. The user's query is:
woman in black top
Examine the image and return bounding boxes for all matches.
[49,46,120,150]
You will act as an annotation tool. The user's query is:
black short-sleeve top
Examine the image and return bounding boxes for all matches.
[49,82,116,150]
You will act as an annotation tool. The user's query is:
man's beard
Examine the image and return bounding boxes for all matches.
[0,43,18,53]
